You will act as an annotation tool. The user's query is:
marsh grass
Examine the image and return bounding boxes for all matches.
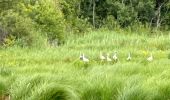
[0,31,170,100]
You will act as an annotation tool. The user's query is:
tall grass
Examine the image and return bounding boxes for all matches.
[0,31,170,100]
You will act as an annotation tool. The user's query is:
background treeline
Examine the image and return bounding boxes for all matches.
[0,0,169,47]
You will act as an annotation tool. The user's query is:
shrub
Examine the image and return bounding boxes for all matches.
[0,10,46,47]
[0,10,42,46]
[59,0,92,35]
[0,25,8,45]
[102,15,120,30]
[17,0,66,45]
[66,17,92,35]
[0,0,67,47]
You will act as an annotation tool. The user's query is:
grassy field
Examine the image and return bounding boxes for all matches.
[0,31,170,100]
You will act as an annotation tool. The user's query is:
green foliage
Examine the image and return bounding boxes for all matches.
[0,0,170,48]
[59,0,92,34]
[102,15,120,30]
[0,80,6,95]
[168,53,170,59]
[0,31,169,100]
[0,67,12,77]
[0,0,66,47]
[16,0,66,45]
[3,35,15,47]
[78,0,170,30]
[74,61,90,69]
[67,17,92,34]
[31,83,79,100]
[0,10,45,47]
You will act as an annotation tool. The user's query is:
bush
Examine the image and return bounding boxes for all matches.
[59,0,92,35]
[0,10,46,47]
[0,25,8,45]
[0,0,67,47]
[17,0,66,45]
[102,15,120,30]
[65,17,92,35]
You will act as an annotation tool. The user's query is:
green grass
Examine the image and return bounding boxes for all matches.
[0,31,170,100]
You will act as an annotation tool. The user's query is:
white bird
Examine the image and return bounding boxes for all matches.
[100,52,106,61]
[106,53,112,62]
[147,53,153,62]
[80,53,89,62]
[127,53,132,61]
[112,52,118,61]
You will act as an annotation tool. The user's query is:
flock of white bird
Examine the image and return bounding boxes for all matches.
[80,52,153,63]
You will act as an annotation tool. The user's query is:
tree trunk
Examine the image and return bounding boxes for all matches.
[156,5,161,29]
[155,0,164,30]
[92,0,96,28]
[121,0,124,4]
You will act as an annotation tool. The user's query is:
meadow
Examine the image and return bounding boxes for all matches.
[0,31,170,100]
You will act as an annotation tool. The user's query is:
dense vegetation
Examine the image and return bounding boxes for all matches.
[0,31,170,100]
[0,0,169,47]
[0,0,170,100]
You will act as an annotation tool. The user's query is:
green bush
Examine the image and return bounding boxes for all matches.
[17,0,66,45]
[0,10,45,47]
[0,0,67,47]
[102,15,120,30]
[59,0,92,35]
[66,17,92,35]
